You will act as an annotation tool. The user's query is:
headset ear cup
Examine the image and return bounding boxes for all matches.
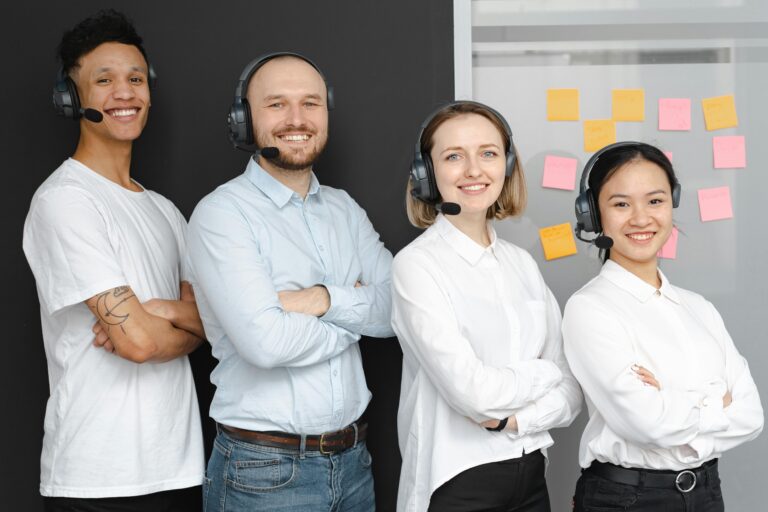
[672,182,682,208]
[326,86,335,111]
[505,148,516,178]
[227,99,253,148]
[423,153,438,202]
[242,98,254,146]
[587,189,601,234]
[53,75,81,120]
[67,77,81,120]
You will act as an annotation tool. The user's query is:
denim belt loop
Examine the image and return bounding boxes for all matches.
[299,434,307,460]
[638,470,646,491]
[352,423,359,448]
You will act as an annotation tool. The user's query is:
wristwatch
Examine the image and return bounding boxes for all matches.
[485,417,508,432]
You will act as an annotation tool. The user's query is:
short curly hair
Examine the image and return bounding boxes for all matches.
[57,9,148,76]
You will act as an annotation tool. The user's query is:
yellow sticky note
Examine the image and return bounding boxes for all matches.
[547,89,579,121]
[702,95,738,131]
[612,89,645,121]
[539,223,578,261]
[583,120,616,152]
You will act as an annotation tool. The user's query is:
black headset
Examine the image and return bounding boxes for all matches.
[52,64,157,120]
[409,100,517,204]
[227,52,335,151]
[575,141,682,237]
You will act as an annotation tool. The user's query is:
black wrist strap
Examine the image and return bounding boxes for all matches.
[485,417,508,432]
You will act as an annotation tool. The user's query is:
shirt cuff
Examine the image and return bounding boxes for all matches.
[696,388,730,434]
[513,403,538,437]
[687,435,715,461]
[319,284,355,326]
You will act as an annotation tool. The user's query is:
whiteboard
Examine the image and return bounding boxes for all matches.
[455,1,768,510]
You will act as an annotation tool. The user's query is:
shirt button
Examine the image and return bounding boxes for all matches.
[333,370,338,377]
[319,245,325,251]
[654,290,661,297]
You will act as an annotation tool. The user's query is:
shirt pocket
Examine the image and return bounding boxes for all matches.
[521,300,547,360]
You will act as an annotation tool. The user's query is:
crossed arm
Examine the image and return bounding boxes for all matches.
[88,281,204,363]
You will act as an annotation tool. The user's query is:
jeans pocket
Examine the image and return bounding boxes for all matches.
[358,444,373,469]
[227,451,297,493]
[582,476,640,511]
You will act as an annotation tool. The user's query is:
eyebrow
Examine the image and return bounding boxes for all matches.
[607,189,668,200]
[93,66,147,74]
[262,93,323,102]
[439,143,502,154]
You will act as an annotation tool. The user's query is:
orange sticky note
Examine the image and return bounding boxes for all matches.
[698,187,733,222]
[539,223,578,260]
[657,227,679,259]
[612,89,645,121]
[702,95,738,131]
[547,89,579,121]
[542,155,578,190]
[584,120,616,152]
[712,135,746,168]
[658,98,691,131]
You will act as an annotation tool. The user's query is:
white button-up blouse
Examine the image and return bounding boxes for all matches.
[562,260,763,471]
[392,215,582,511]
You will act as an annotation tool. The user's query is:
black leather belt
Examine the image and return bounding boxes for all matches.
[586,459,718,493]
[219,422,367,455]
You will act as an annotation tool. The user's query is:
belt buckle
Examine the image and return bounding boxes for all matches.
[675,470,696,493]
[319,432,332,455]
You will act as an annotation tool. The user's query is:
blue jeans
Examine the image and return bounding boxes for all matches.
[203,429,375,512]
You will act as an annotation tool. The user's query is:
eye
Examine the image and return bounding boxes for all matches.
[612,201,629,208]
[129,76,144,84]
[304,101,320,108]
[481,150,498,158]
[445,153,462,162]
[649,198,664,205]
[268,102,284,109]
[96,78,111,85]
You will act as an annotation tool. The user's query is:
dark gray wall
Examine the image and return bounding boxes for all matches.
[1,2,453,510]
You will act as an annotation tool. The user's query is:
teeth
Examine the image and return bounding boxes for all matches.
[461,184,486,191]
[110,108,137,117]
[628,233,653,241]
[281,134,310,141]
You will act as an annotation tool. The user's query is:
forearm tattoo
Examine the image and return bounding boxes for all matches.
[95,286,136,334]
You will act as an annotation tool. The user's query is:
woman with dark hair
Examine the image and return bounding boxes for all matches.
[563,142,763,511]
[392,101,582,511]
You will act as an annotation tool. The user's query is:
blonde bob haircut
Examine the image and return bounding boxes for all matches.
[406,102,527,229]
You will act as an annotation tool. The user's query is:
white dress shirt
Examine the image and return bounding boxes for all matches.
[187,158,394,434]
[562,260,763,471]
[392,215,582,512]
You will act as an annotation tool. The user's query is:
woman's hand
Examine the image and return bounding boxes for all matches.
[633,365,661,390]
[479,416,518,432]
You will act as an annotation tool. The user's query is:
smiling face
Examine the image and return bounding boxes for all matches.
[429,113,507,220]
[247,57,329,172]
[597,158,674,276]
[72,42,151,143]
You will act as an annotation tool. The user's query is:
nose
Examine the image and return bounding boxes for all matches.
[629,204,652,226]
[463,154,482,178]
[284,102,308,127]
[112,77,136,100]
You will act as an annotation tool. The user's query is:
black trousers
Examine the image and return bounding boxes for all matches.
[43,485,202,512]
[428,450,551,512]
[574,462,724,512]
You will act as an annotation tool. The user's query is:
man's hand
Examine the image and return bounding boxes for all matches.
[278,286,331,317]
[479,416,518,432]
[723,390,733,408]
[93,321,115,353]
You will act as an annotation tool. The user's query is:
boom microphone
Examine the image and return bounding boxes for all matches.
[80,108,103,123]
[436,202,461,215]
[258,147,279,159]
[594,235,614,249]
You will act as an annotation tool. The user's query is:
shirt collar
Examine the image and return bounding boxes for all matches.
[245,157,321,208]
[600,259,680,304]
[433,214,497,266]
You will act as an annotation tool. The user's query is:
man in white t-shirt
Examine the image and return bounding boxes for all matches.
[22,9,205,512]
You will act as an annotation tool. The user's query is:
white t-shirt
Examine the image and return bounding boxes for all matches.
[23,158,204,498]
[391,215,582,512]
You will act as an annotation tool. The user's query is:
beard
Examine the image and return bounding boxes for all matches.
[255,129,327,171]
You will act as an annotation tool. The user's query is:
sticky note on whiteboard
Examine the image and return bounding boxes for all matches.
[542,156,578,190]
[539,223,578,260]
[584,120,616,152]
[698,187,734,222]
[712,135,746,168]
[663,151,673,163]
[612,89,645,121]
[702,95,738,131]
[658,98,691,131]
[547,89,579,121]
[657,227,679,259]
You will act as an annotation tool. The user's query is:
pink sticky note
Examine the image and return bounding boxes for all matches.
[542,155,578,190]
[713,135,746,169]
[657,227,679,259]
[658,98,691,131]
[663,151,673,163]
[698,187,734,222]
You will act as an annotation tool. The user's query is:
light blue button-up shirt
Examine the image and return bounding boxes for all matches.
[187,157,394,434]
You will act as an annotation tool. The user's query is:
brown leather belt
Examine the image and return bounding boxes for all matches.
[219,422,367,455]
